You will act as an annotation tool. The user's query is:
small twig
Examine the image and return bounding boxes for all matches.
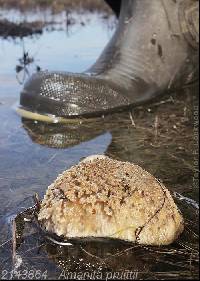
[154,115,159,142]
[184,225,199,238]
[177,241,199,254]
[33,193,41,211]
[80,245,104,261]
[168,69,179,89]
[12,219,17,267]
[140,245,186,256]
[183,106,187,117]
[105,246,136,258]
[129,111,136,127]
[47,153,58,164]
[46,236,73,246]
[21,243,45,255]
[173,191,199,209]
[0,238,12,249]
[150,97,174,107]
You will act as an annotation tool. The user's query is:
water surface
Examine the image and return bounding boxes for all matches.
[0,8,199,280]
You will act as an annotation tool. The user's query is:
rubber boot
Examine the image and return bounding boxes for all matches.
[104,0,121,17]
[19,0,199,121]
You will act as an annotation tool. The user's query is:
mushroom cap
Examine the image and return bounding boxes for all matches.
[38,155,184,245]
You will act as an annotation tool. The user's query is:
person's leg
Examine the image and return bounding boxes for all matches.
[19,0,199,120]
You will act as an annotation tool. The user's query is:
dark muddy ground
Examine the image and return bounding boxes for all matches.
[0,2,199,280]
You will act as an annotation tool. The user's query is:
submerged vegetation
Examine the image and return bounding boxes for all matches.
[0,0,112,13]
[0,19,43,38]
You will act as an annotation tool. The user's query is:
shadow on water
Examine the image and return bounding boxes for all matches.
[0,7,199,280]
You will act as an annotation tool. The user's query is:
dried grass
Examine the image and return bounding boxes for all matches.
[0,0,112,13]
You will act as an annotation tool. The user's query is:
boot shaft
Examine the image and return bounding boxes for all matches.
[89,0,198,92]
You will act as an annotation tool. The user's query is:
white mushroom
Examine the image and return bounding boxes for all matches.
[38,155,184,245]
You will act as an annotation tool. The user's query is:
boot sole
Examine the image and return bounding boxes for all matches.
[16,106,98,124]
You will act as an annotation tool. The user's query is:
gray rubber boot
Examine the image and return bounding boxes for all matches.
[104,0,121,17]
[19,0,199,120]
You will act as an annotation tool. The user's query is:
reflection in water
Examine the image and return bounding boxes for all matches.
[0,86,199,279]
[22,117,107,149]
[0,11,116,105]
[0,5,198,279]
[21,90,198,198]
[0,197,198,280]
[16,88,199,279]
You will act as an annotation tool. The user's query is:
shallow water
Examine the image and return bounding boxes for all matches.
[0,8,199,280]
